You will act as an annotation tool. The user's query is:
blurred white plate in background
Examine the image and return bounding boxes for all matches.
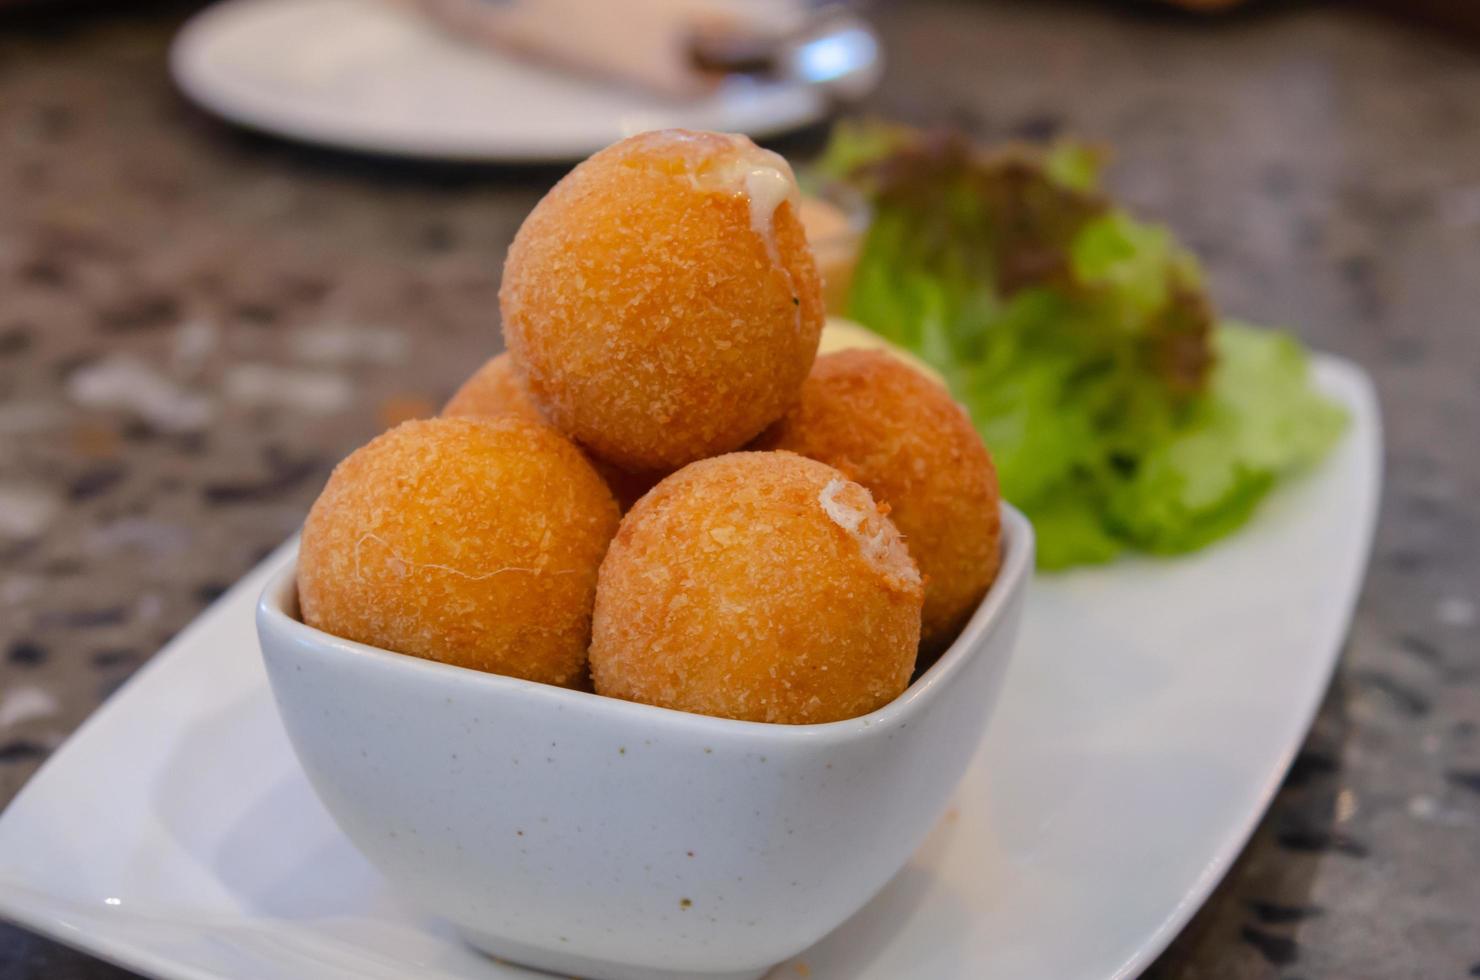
[0,358,1379,979]
[169,0,832,162]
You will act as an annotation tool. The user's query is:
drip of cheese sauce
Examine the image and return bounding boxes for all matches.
[739,163,795,264]
[687,136,804,331]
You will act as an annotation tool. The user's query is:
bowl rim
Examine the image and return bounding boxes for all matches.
[257,504,1033,747]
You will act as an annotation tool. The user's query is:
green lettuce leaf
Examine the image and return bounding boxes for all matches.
[817,121,1347,568]
[1102,323,1348,554]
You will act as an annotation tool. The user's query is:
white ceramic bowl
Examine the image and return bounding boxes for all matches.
[256,505,1033,980]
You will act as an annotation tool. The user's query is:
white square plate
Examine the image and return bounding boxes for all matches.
[0,357,1379,980]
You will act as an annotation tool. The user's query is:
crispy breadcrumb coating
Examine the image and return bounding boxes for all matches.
[591,451,922,724]
[756,350,1001,652]
[501,129,824,471]
[442,353,662,510]
[442,352,545,423]
[298,416,619,685]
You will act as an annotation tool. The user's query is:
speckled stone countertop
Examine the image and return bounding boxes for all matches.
[1,1,1477,977]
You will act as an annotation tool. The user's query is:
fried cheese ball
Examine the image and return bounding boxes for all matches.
[501,129,825,472]
[442,353,662,511]
[442,352,544,423]
[591,452,923,724]
[756,350,1001,653]
[298,416,619,686]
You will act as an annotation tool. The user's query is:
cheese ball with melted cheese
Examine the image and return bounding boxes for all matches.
[298,416,619,686]
[501,129,824,472]
[755,350,1002,653]
[442,353,662,511]
[590,452,922,724]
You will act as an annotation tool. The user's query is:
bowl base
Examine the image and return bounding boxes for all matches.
[459,926,771,980]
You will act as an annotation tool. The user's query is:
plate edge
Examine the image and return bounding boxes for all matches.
[1108,353,1384,980]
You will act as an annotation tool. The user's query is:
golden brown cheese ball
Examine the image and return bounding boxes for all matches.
[442,352,544,423]
[501,129,825,472]
[298,416,619,686]
[442,353,662,511]
[591,452,923,724]
[755,350,1001,653]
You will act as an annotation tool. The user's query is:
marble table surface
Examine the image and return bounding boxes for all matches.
[1,1,1477,977]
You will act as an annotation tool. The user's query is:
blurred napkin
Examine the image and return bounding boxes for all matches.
[391,0,808,98]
